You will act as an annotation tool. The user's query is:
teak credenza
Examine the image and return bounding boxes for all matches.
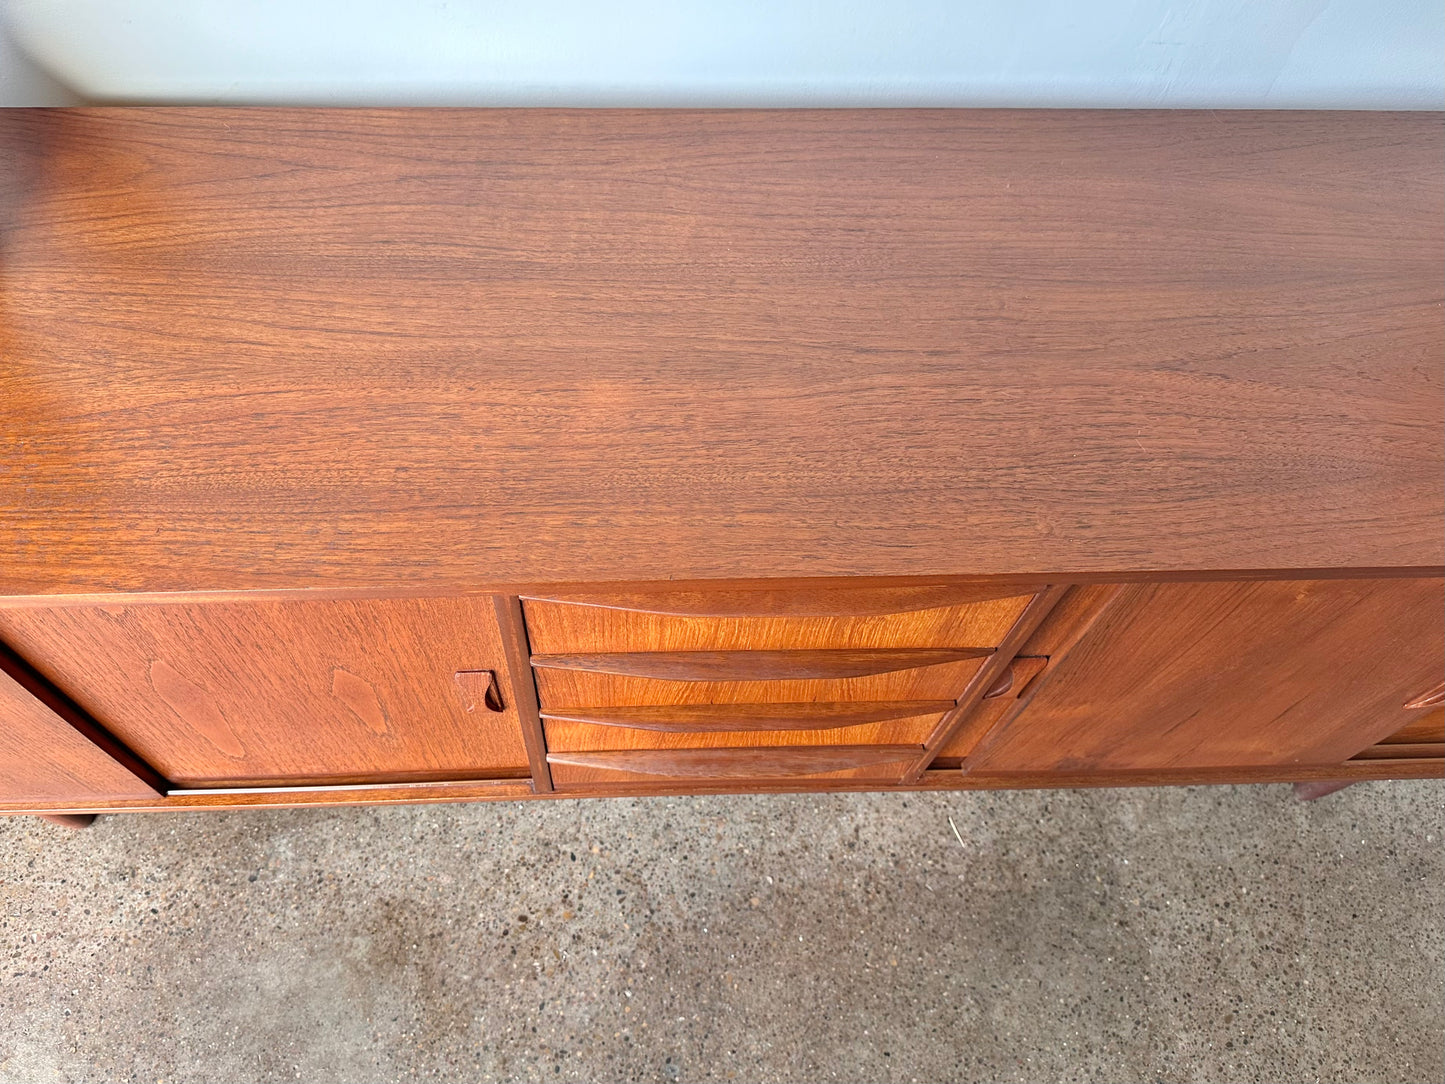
[1,108,1441,818]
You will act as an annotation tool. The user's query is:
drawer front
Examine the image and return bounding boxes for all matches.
[546,745,920,788]
[531,655,991,711]
[523,586,1035,653]
[0,598,532,788]
[1350,708,1445,762]
[524,585,1038,786]
[543,707,948,752]
[524,586,1029,711]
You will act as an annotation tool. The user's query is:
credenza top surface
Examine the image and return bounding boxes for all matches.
[1,109,1441,594]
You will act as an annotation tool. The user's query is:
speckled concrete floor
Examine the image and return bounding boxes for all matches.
[1,782,1440,1084]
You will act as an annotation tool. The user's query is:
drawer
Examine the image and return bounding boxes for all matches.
[546,744,921,788]
[525,584,1033,711]
[531,651,991,710]
[543,703,949,751]
[524,585,1039,788]
[1349,706,1445,763]
[523,585,1037,654]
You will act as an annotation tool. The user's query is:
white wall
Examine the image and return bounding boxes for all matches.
[3,0,1442,108]
[0,10,79,104]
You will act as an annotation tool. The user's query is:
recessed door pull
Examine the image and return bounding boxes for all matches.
[454,670,505,713]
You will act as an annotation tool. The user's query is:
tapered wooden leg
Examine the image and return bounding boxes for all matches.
[1293,780,1356,801]
[37,813,96,829]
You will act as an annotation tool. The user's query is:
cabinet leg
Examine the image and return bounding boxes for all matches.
[1293,780,1356,801]
[37,813,97,829]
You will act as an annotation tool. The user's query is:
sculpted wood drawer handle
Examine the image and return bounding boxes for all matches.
[522,584,1043,618]
[981,656,1050,700]
[539,700,958,733]
[545,745,923,778]
[529,648,991,682]
[1404,682,1445,710]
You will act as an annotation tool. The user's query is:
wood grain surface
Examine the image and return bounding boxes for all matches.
[926,657,1050,765]
[522,593,1032,653]
[1374,709,1445,747]
[0,642,162,802]
[2,108,1440,596]
[542,710,944,752]
[0,598,533,787]
[1403,681,1445,709]
[531,655,989,710]
[1351,742,1445,760]
[931,583,1124,760]
[526,589,1024,758]
[965,578,1445,772]
[2,757,1439,817]
[546,744,921,780]
[900,586,1067,780]
[540,700,958,731]
[530,647,991,681]
[521,585,1044,618]
[493,595,554,791]
[982,656,1050,700]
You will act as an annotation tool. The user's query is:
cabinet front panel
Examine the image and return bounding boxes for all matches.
[0,598,530,788]
[968,578,1445,772]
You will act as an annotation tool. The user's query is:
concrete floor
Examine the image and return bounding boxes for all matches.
[0,782,1440,1084]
